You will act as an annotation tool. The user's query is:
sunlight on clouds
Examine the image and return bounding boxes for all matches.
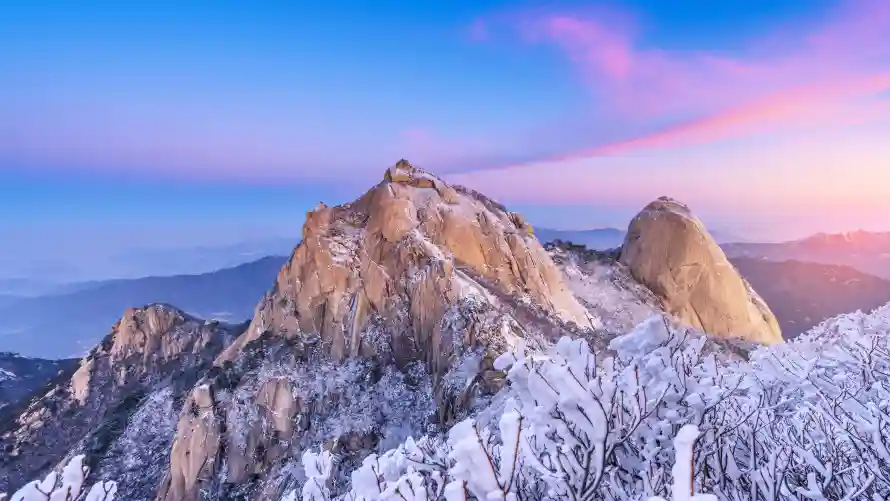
[448,119,890,239]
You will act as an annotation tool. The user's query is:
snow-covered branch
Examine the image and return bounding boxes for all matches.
[1,455,117,501]
[312,306,890,500]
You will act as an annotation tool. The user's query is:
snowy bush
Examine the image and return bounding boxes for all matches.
[0,455,117,501]
[648,425,717,501]
[277,305,890,500]
[300,448,335,501]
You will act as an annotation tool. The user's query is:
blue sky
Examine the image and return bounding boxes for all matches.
[2,0,890,279]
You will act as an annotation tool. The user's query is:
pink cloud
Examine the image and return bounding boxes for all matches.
[479,0,890,163]
[556,72,890,159]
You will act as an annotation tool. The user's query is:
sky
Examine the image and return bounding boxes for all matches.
[2,0,890,280]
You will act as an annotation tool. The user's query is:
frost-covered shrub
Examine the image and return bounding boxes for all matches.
[296,448,334,501]
[648,425,717,501]
[279,305,890,500]
[1,455,117,501]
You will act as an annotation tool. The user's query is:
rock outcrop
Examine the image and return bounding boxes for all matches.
[158,160,594,501]
[619,197,783,344]
[218,159,590,365]
[0,304,241,497]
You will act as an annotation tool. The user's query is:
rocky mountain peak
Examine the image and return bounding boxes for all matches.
[70,304,227,404]
[0,305,240,495]
[162,161,595,500]
[619,197,783,344]
[219,159,590,365]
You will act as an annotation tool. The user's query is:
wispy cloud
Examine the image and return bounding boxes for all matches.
[473,0,890,167]
[553,72,890,159]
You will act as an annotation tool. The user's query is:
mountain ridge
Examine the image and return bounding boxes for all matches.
[723,229,890,279]
[0,304,244,495]
[0,161,831,501]
[0,256,287,358]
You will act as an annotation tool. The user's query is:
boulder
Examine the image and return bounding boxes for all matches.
[619,197,782,344]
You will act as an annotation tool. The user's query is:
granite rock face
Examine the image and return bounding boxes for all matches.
[619,197,783,344]
[0,304,240,498]
[158,161,594,501]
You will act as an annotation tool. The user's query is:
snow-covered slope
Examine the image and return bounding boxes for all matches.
[545,242,660,334]
[275,303,890,501]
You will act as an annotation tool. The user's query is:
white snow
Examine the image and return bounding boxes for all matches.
[276,303,890,500]
[300,449,334,501]
[2,455,117,501]
[553,250,658,333]
[648,425,717,501]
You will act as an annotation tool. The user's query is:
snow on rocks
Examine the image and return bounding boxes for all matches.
[266,303,890,500]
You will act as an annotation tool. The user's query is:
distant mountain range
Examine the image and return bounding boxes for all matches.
[0,236,299,296]
[723,230,890,279]
[730,257,890,337]
[0,256,287,358]
[0,353,77,412]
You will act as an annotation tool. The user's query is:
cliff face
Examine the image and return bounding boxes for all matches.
[158,161,595,501]
[0,304,240,498]
[619,197,783,344]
